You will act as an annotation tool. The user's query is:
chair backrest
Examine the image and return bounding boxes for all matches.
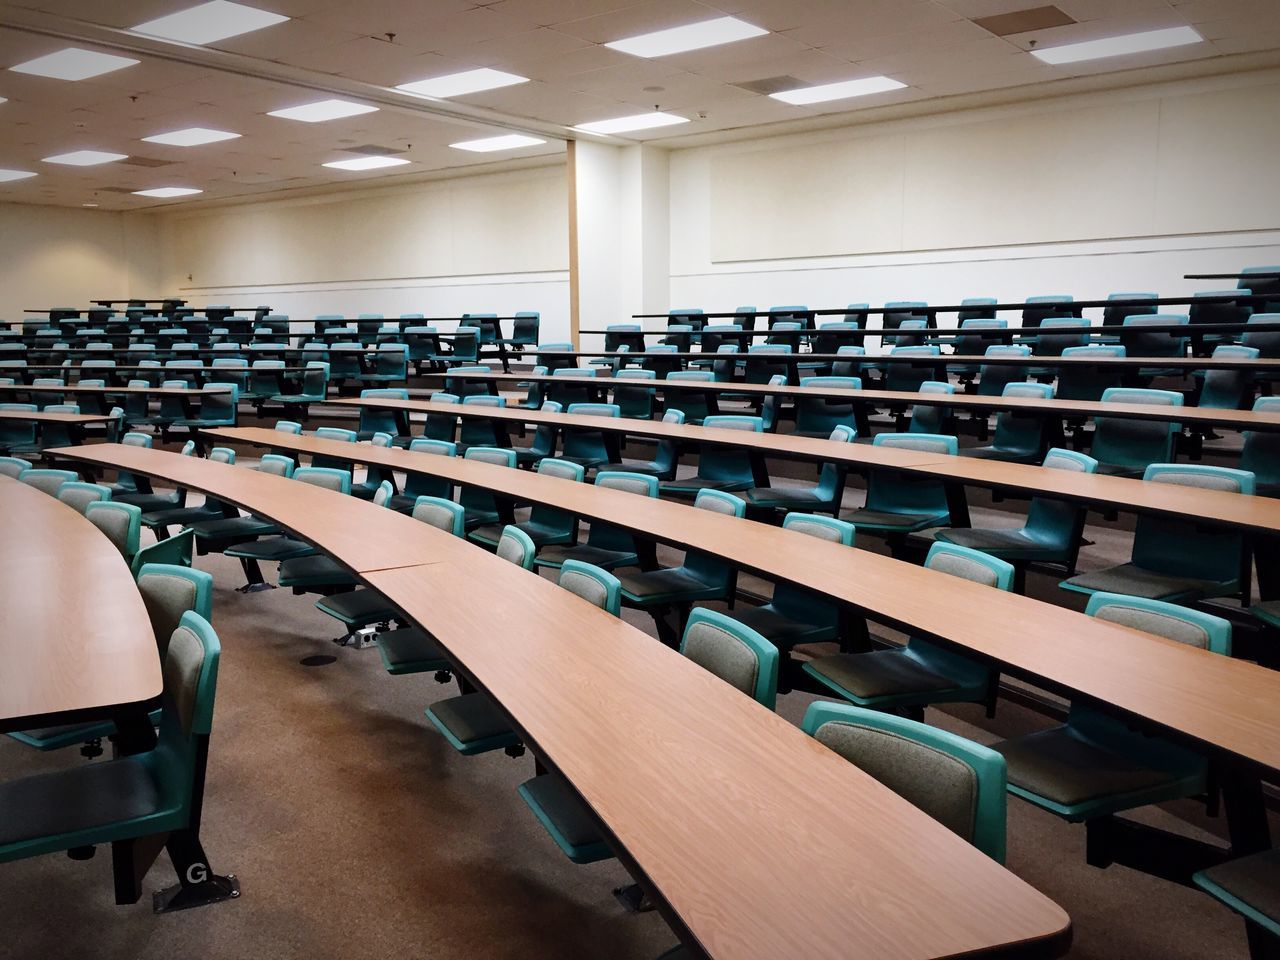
[802,701,1007,862]
[595,470,660,497]
[1130,464,1253,582]
[409,438,457,457]
[155,612,221,778]
[1091,388,1183,470]
[558,559,623,616]
[694,488,746,517]
[873,432,957,456]
[783,511,856,544]
[257,454,295,477]
[372,480,395,508]
[464,446,517,468]
[537,457,585,482]
[1199,345,1259,409]
[679,607,779,710]
[85,500,142,559]
[293,466,352,494]
[130,529,195,576]
[1021,448,1099,548]
[1086,592,1231,655]
[19,468,79,497]
[56,480,112,513]
[411,496,466,536]
[924,541,1016,590]
[496,524,537,568]
[0,456,32,479]
[1241,396,1280,488]
[136,563,214,658]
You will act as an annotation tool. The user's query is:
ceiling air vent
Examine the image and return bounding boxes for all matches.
[343,144,407,156]
[972,6,1075,36]
[119,156,176,168]
[731,76,804,96]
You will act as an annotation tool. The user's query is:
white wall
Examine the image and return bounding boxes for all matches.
[156,163,572,341]
[0,203,162,323]
[669,69,1280,334]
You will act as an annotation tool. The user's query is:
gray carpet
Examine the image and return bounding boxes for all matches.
[0,416,1267,959]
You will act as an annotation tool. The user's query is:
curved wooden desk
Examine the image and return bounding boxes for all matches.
[447,371,1280,433]
[47,443,1071,960]
[0,474,159,734]
[206,427,1280,775]
[0,409,118,425]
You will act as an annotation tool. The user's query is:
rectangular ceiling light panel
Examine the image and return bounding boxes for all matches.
[133,187,203,197]
[770,76,906,105]
[396,68,528,98]
[132,1,289,45]
[143,127,241,146]
[574,112,688,134]
[42,150,129,166]
[10,48,139,81]
[268,99,378,122]
[450,134,546,152]
[1031,25,1203,64]
[0,169,36,182]
[323,156,411,171]
[606,16,767,58]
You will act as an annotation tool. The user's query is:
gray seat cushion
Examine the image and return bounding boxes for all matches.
[536,543,637,569]
[993,726,1182,807]
[379,627,446,671]
[0,758,160,845]
[616,567,715,601]
[278,555,353,586]
[519,775,604,849]
[225,537,314,561]
[744,485,824,507]
[1197,849,1280,925]
[317,588,398,624]
[806,651,959,700]
[936,527,1054,560]
[428,694,512,744]
[1063,563,1223,600]
[189,515,277,538]
[729,605,830,645]
[844,509,944,530]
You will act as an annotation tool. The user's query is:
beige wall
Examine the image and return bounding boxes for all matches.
[0,203,162,322]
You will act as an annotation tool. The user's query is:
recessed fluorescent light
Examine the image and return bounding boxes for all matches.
[0,97,7,105]
[396,68,528,99]
[322,156,411,171]
[42,150,129,166]
[268,99,378,123]
[770,76,906,105]
[606,16,767,58]
[132,1,288,45]
[1031,25,1202,65]
[450,133,546,153]
[82,202,99,207]
[0,169,37,182]
[573,112,689,135]
[143,127,241,147]
[132,187,203,198]
[10,48,139,81]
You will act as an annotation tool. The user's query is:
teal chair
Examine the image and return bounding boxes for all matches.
[8,564,213,755]
[1061,463,1253,602]
[276,469,364,594]
[925,448,1098,590]
[744,424,854,517]
[560,402,620,470]
[363,343,409,385]
[1056,345,1126,402]
[995,594,1229,825]
[510,400,561,468]
[511,365,550,411]
[186,455,300,553]
[547,367,597,407]
[804,543,1015,719]
[310,483,403,641]
[616,489,745,645]
[451,446,513,531]
[907,380,954,435]
[1194,850,1280,959]
[470,457,583,549]
[270,361,328,417]
[56,480,112,514]
[1198,345,1259,410]
[458,395,507,450]
[378,498,469,680]
[949,316,1006,381]
[517,608,779,864]
[963,381,1055,463]
[602,408,683,480]
[130,529,195,576]
[613,369,656,419]
[0,611,227,909]
[0,455,32,479]
[1088,387,1183,476]
[1120,314,1190,378]
[794,376,862,437]
[884,346,942,393]
[354,388,407,440]
[663,371,716,424]
[661,414,762,497]
[803,702,1007,862]
[388,438,456,512]
[420,392,460,445]
[728,513,856,689]
[19,467,79,497]
[424,526,537,757]
[1241,396,1280,497]
[843,433,957,541]
[535,471,658,571]
[172,382,238,433]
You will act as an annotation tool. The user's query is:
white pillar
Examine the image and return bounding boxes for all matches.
[568,141,669,347]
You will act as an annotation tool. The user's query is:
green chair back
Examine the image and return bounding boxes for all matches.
[680,607,779,710]
[85,500,142,560]
[558,560,623,616]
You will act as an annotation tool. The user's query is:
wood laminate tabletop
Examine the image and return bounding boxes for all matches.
[0,475,160,730]
[47,441,1071,960]
[0,384,232,397]
[212,427,1280,776]
[0,409,118,424]
[448,371,1280,432]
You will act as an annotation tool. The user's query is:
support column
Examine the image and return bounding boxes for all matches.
[567,140,670,348]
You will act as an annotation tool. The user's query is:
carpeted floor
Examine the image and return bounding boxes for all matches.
[0,415,1269,959]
